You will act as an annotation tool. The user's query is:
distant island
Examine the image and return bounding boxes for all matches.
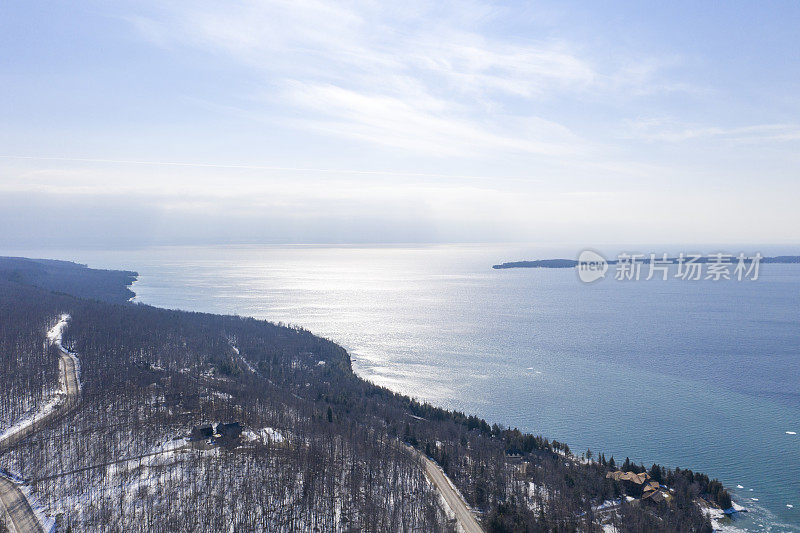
[493,255,800,269]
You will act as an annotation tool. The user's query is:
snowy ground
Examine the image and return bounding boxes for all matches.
[0,315,77,444]
[0,394,63,444]
[701,502,748,533]
[26,427,444,532]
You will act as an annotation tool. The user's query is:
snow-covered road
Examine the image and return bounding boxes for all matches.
[0,476,45,533]
[0,315,82,532]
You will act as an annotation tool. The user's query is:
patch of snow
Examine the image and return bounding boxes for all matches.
[147,393,165,406]
[0,394,63,442]
[160,437,188,452]
[48,314,81,391]
[127,277,138,302]
[702,504,748,533]
[240,357,257,373]
[0,468,24,483]
[46,314,69,345]
[593,499,620,511]
[259,427,286,443]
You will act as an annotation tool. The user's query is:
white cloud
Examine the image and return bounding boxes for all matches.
[122,0,637,158]
[626,118,800,144]
[281,82,582,156]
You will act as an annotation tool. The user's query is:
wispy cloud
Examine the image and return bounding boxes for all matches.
[281,82,582,156]
[122,0,669,158]
[626,118,800,144]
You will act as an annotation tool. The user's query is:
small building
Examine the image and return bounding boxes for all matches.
[642,489,667,504]
[643,481,661,493]
[606,470,651,485]
[216,422,243,440]
[189,425,214,441]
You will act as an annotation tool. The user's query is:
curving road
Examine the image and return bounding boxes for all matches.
[0,341,81,533]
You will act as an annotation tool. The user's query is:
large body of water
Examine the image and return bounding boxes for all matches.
[12,244,800,531]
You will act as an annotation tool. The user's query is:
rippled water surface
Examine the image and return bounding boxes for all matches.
[21,244,800,531]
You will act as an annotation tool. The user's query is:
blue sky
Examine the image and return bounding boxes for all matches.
[1,1,799,247]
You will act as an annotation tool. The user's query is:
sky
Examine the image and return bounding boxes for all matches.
[1,0,799,248]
